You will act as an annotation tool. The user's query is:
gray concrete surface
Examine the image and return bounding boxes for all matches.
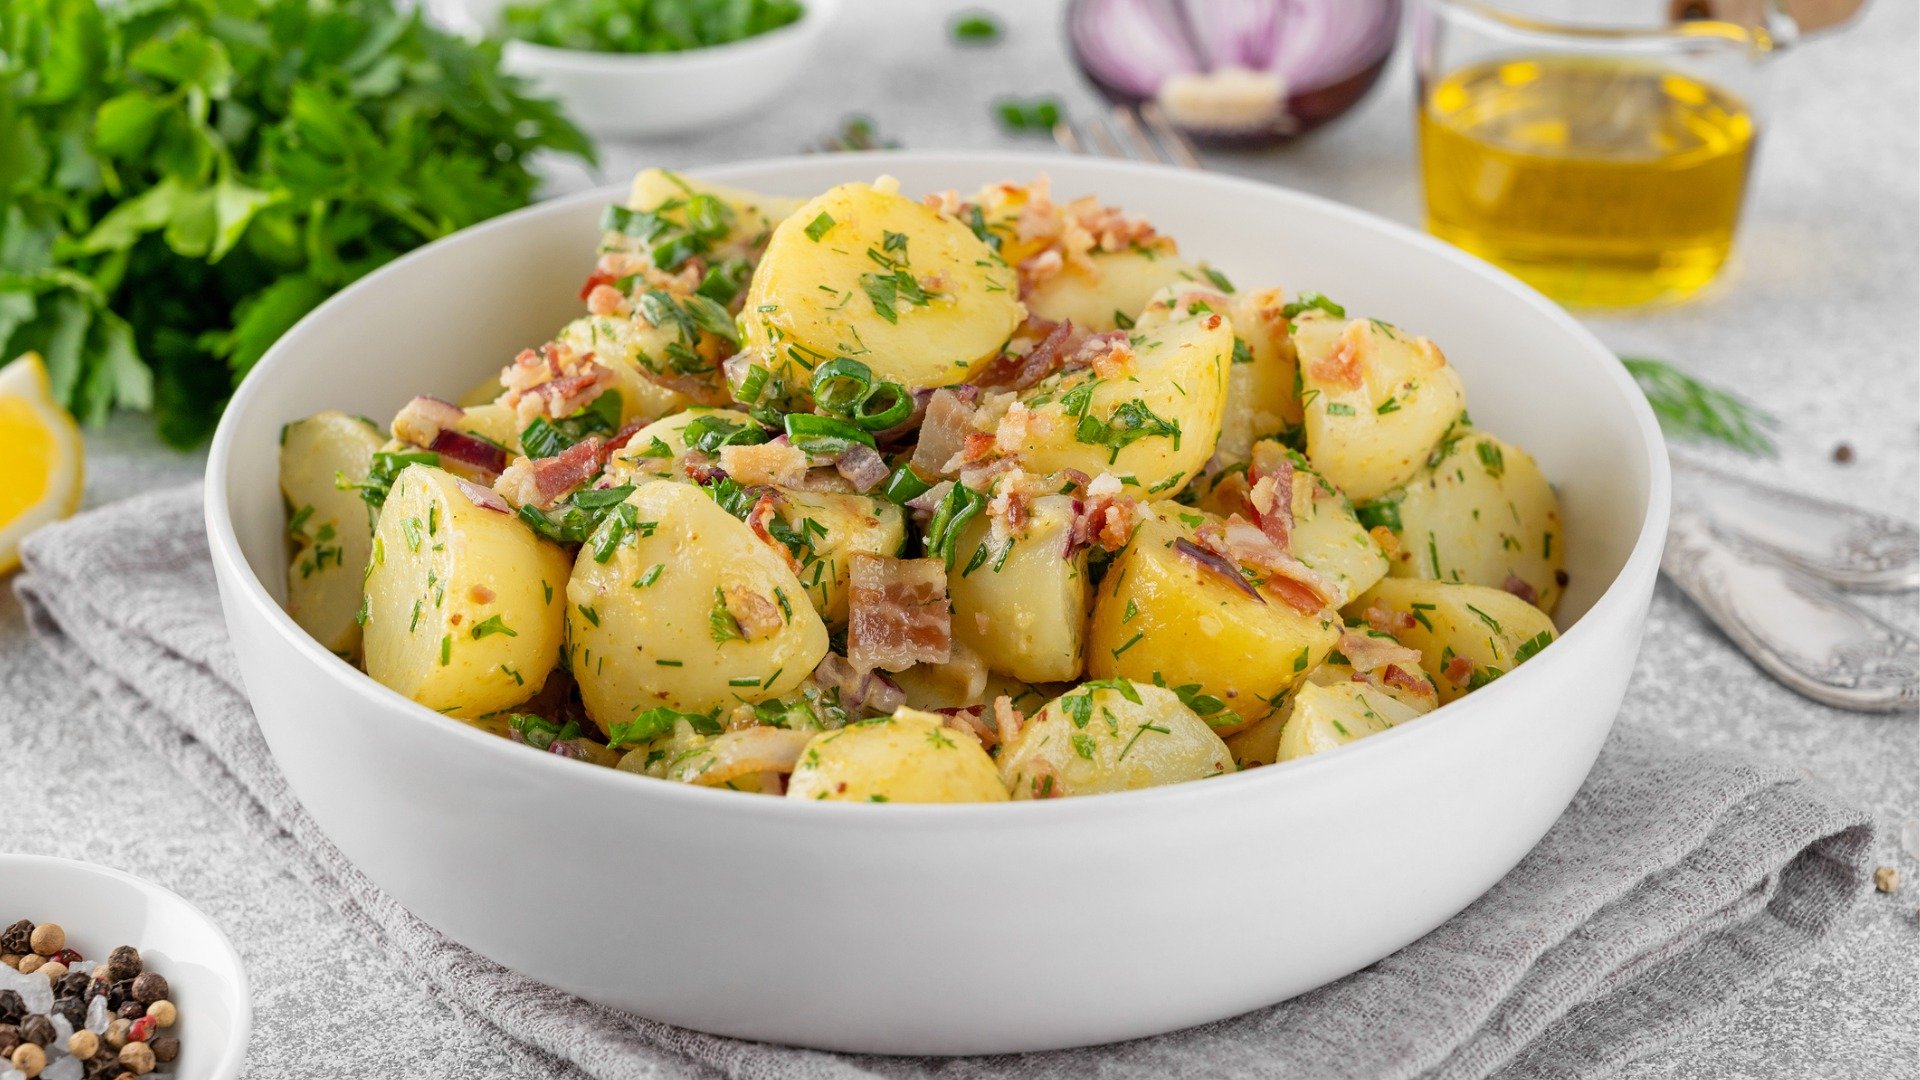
[2,1,1913,1076]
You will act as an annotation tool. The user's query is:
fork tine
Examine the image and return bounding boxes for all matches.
[1138,102,1203,170]
[1051,119,1085,156]
[1110,104,1162,163]
[1083,113,1125,159]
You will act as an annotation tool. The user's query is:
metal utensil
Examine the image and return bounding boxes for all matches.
[1662,511,1918,713]
[1052,102,1202,169]
[1672,457,1920,591]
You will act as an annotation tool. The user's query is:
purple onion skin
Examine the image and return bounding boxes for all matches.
[1065,0,1402,143]
[1174,538,1265,603]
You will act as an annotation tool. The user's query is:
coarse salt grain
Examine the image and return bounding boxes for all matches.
[0,960,52,1014]
[41,1058,81,1080]
[3,1068,25,1080]
[67,962,94,975]
[85,995,108,1033]
[50,1012,72,1048]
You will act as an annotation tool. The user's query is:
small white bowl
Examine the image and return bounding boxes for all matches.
[0,856,251,1079]
[428,0,837,141]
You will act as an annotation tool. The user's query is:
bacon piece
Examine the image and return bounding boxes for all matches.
[940,707,996,749]
[812,654,906,716]
[1218,517,1338,614]
[723,585,785,642]
[847,554,952,673]
[1337,631,1425,676]
[1381,664,1433,697]
[391,396,465,448]
[1444,655,1475,687]
[507,436,603,508]
[1310,322,1365,391]
[976,318,1075,391]
[1364,604,1417,635]
[992,695,1025,748]
[1503,573,1539,606]
[742,493,799,571]
[578,269,618,302]
[834,443,890,493]
[1246,442,1297,550]
[720,441,809,488]
[912,388,978,478]
[430,429,509,477]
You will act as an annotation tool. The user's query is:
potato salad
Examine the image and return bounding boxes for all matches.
[278,170,1565,803]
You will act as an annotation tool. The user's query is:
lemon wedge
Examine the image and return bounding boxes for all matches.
[0,353,85,576]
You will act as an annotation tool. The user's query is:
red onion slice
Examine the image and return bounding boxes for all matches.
[452,476,512,514]
[1174,537,1264,603]
[429,429,510,476]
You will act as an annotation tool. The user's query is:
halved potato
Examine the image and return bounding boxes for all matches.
[1011,290,1231,499]
[1225,649,1439,767]
[566,480,828,723]
[1024,248,1194,331]
[786,709,1008,803]
[1364,430,1565,613]
[1294,312,1468,503]
[603,407,761,483]
[1275,679,1426,762]
[1345,577,1557,703]
[624,167,803,259]
[998,680,1233,799]
[773,489,908,629]
[362,465,571,717]
[281,413,385,659]
[948,493,1089,683]
[1086,512,1341,734]
[1218,286,1302,462]
[1195,443,1388,607]
[554,315,701,425]
[744,179,1023,391]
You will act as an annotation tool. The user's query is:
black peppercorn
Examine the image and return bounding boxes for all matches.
[52,995,86,1029]
[0,989,22,1024]
[54,972,89,1000]
[105,946,141,984]
[129,972,168,1007]
[149,1035,179,1064]
[0,920,30,956]
[108,979,133,1009]
[18,1013,55,1046]
[0,1023,18,1057]
[116,1000,145,1022]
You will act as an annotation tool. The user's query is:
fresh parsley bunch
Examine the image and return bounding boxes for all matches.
[0,0,593,446]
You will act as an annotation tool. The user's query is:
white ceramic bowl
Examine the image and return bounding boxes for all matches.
[427,0,837,140]
[205,152,1669,1056]
[0,855,251,1078]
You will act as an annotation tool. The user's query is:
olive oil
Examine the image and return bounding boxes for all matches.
[1418,57,1756,308]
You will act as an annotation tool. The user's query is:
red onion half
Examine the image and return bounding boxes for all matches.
[1066,0,1401,141]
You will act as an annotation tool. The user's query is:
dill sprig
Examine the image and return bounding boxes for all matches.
[1620,356,1778,457]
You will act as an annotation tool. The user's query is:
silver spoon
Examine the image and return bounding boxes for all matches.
[1671,457,1920,592]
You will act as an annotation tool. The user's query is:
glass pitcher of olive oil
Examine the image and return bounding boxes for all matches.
[1414,1,1776,309]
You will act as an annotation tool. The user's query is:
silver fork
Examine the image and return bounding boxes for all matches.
[1053,102,1203,169]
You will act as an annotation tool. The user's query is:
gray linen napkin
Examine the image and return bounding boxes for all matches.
[16,484,1876,1080]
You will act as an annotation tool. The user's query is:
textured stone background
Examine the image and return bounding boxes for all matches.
[2,1,1914,1076]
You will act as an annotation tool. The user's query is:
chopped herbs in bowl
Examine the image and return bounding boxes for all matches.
[501,0,805,54]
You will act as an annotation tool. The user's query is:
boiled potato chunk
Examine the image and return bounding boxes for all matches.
[1225,652,1438,767]
[566,481,827,723]
[604,407,760,482]
[1294,312,1467,503]
[745,180,1022,391]
[786,709,1008,803]
[1087,514,1341,734]
[948,494,1089,683]
[1366,430,1565,613]
[555,315,698,424]
[1195,444,1389,607]
[625,168,803,256]
[362,465,570,716]
[281,413,384,659]
[1217,287,1302,462]
[774,489,908,629]
[1012,292,1230,499]
[1275,679,1426,762]
[1346,578,1557,703]
[1024,248,1194,331]
[999,681,1233,799]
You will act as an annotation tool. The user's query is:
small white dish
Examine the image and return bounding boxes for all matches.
[426,0,837,141]
[0,856,251,1080]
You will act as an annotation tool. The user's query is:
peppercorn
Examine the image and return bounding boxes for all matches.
[143,999,175,1029]
[107,978,133,1009]
[0,1024,17,1057]
[17,954,45,975]
[0,990,22,1024]
[18,1014,54,1046]
[51,996,86,1030]
[84,1049,120,1079]
[0,921,31,956]
[27,924,63,958]
[128,973,167,1007]
[103,947,141,984]
[68,1029,100,1060]
[11,1041,46,1079]
[126,1016,155,1045]
[0,955,18,970]
[148,1036,178,1065]
[54,972,89,1000]
[51,949,81,966]
[38,962,68,983]
[104,1018,131,1050]
[116,1000,145,1022]
[118,1040,155,1076]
